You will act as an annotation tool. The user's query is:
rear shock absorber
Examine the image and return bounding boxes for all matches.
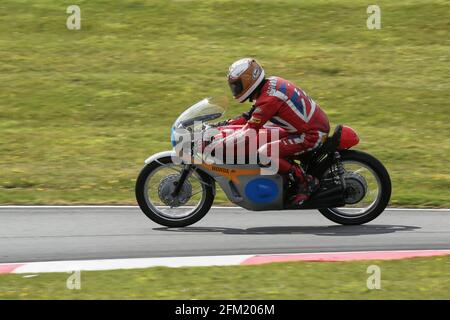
[334,152,346,190]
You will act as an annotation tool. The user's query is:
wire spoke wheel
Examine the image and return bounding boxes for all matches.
[144,165,206,219]
[319,150,391,225]
[136,156,215,227]
[330,161,382,217]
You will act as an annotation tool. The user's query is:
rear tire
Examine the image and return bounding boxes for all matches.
[135,157,215,227]
[318,150,391,225]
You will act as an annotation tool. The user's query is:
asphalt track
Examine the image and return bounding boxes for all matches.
[0,207,449,263]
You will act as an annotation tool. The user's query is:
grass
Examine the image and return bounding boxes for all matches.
[0,0,449,206]
[0,255,449,299]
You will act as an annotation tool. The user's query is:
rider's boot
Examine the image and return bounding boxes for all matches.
[289,164,320,206]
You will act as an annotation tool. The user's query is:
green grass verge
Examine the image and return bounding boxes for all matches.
[0,255,449,299]
[0,0,449,206]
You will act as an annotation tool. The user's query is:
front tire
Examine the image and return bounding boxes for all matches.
[319,150,391,225]
[135,157,215,227]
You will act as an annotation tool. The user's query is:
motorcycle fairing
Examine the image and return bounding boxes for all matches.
[197,163,284,211]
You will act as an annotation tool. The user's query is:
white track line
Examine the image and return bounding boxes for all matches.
[1,255,253,274]
[2,249,450,274]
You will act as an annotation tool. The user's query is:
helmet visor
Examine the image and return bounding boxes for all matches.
[229,79,243,97]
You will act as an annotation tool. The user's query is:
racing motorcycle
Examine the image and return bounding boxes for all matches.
[136,98,391,227]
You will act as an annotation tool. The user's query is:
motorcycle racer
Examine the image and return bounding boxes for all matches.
[222,58,330,205]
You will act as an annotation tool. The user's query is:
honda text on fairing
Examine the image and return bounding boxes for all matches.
[135,98,391,227]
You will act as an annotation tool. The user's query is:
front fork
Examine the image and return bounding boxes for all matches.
[171,164,192,197]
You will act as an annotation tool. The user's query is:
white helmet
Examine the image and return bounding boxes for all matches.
[227,58,265,103]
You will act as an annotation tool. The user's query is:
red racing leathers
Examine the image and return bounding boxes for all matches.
[228,76,330,178]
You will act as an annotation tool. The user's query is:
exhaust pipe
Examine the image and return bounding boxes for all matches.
[293,185,345,209]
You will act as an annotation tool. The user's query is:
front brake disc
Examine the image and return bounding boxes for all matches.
[157,174,192,207]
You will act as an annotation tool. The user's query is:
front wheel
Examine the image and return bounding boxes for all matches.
[135,157,215,227]
[319,150,391,225]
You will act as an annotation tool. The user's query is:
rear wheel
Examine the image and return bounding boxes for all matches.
[135,157,215,227]
[318,150,391,225]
